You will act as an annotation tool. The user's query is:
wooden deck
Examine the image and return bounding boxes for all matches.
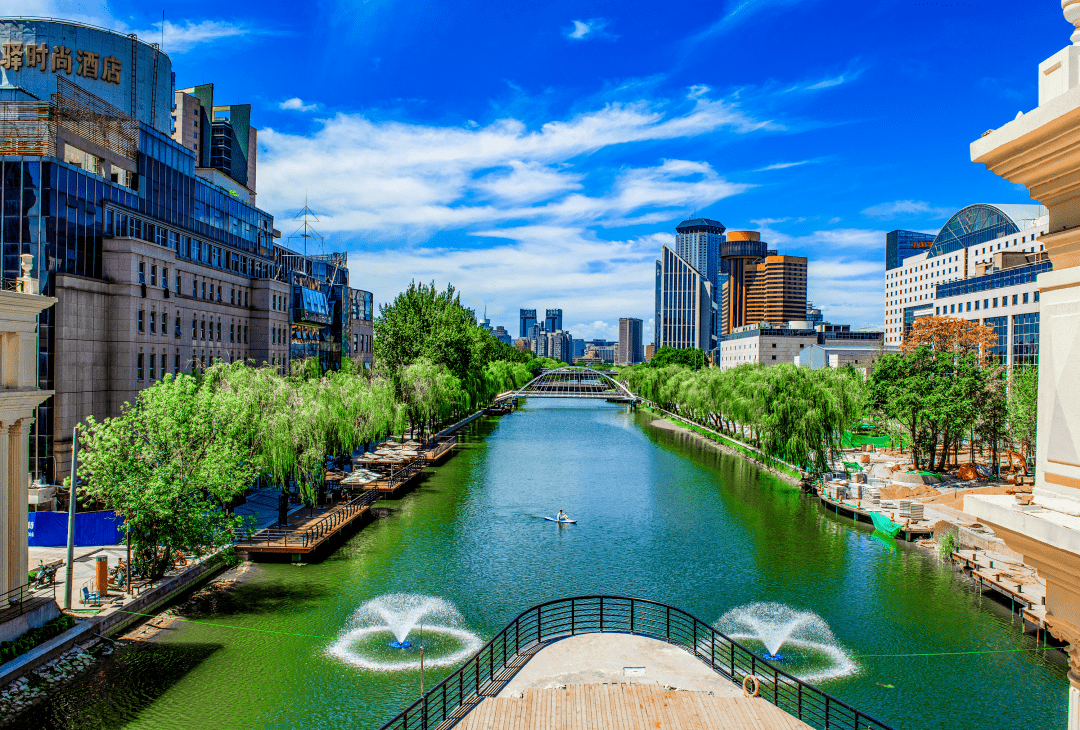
[234,490,377,556]
[457,684,812,730]
[949,549,1050,635]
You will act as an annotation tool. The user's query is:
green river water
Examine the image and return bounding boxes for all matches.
[14,400,1069,729]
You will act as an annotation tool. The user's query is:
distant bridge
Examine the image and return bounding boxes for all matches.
[505,366,638,402]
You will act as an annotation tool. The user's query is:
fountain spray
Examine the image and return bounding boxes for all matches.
[419,621,425,694]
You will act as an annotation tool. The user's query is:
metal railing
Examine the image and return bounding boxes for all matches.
[235,488,380,549]
[378,595,896,730]
[2,580,56,616]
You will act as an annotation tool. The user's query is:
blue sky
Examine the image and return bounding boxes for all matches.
[14,0,1071,340]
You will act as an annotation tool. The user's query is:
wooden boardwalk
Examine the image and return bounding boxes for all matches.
[950,549,1050,635]
[817,490,933,541]
[234,490,377,556]
[457,684,812,730]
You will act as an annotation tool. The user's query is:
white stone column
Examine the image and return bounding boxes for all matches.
[0,421,9,593]
[7,419,28,594]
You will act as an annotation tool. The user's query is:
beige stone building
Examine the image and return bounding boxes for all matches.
[965,3,1080,726]
[0,259,55,593]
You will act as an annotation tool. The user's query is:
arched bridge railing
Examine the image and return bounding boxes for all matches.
[512,366,637,401]
[378,595,896,730]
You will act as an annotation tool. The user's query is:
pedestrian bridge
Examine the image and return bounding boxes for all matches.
[508,366,637,402]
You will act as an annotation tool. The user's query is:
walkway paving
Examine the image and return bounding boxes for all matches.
[497,634,742,697]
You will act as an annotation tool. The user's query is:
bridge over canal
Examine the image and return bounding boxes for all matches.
[504,366,637,403]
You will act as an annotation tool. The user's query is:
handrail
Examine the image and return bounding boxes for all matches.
[235,488,379,548]
[378,595,895,730]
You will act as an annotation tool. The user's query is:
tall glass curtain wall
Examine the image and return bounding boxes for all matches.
[1,129,277,480]
[984,316,1008,364]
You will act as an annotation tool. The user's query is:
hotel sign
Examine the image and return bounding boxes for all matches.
[0,42,122,84]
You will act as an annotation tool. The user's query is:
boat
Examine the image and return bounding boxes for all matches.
[544,516,577,524]
[868,510,903,537]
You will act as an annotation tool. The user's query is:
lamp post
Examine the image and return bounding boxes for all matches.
[63,426,78,610]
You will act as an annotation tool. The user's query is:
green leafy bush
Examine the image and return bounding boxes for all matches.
[0,614,77,664]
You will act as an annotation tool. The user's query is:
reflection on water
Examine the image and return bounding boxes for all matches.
[19,401,1070,730]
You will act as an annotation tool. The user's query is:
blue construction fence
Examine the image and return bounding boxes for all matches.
[28,511,123,547]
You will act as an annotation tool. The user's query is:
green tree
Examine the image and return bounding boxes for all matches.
[77,366,259,577]
[1008,364,1038,465]
[649,347,707,369]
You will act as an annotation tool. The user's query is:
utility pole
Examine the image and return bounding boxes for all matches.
[63,425,78,610]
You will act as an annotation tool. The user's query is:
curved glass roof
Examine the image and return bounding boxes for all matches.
[927,204,1044,259]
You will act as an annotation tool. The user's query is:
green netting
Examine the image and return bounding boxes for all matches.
[842,461,864,473]
[842,432,907,448]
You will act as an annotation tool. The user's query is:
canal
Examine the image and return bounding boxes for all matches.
[18,400,1069,729]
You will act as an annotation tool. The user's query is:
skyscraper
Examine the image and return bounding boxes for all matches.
[617,318,644,365]
[675,218,727,339]
[519,309,537,338]
[545,308,563,332]
[720,230,769,334]
[655,246,715,351]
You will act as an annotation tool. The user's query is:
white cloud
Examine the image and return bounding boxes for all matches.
[258,87,773,238]
[861,199,953,221]
[279,97,319,112]
[144,20,250,54]
[755,160,812,171]
[566,18,613,41]
[347,227,667,344]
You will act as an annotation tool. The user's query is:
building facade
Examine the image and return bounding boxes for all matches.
[544,308,563,333]
[885,229,936,271]
[675,217,726,339]
[519,308,536,339]
[0,19,373,483]
[882,203,1049,369]
[718,322,884,371]
[655,245,715,352]
[720,231,770,335]
[744,254,808,325]
[617,317,643,365]
[0,265,54,592]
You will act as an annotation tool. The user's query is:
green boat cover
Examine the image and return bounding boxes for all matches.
[869,511,903,537]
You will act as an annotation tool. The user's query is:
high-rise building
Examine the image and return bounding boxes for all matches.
[545,308,563,332]
[655,246,715,351]
[675,218,727,339]
[744,255,808,325]
[645,344,655,361]
[0,19,373,483]
[720,231,768,334]
[617,318,644,365]
[885,230,936,271]
[519,309,537,338]
[881,203,1049,368]
[173,84,257,205]
[493,325,512,344]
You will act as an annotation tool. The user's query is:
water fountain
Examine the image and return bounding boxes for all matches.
[716,603,857,683]
[328,593,483,671]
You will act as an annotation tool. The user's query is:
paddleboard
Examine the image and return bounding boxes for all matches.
[544,516,577,524]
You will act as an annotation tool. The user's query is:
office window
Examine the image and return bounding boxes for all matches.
[1023,292,1029,304]
[149,353,156,380]
[974,300,980,310]
[150,311,156,334]
[138,310,144,332]
[161,351,166,379]
[137,353,144,381]
[244,325,248,344]
[1012,294,1018,305]
[176,273,182,295]
[175,315,181,338]
[174,352,180,373]
[150,264,157,287]
[993,297,998,308]
[218,286,223,302]
[1035,291,1040,302]
[192,316,197,339]
[217,320,222,341]
[1013,312,1040,365]
[138,262,146,284]
[201,319,206,340]
[202,281,207,299]
[966,302,971,311]
[983,299,989,309]
[231,288,235,305]
[950,304,955,313]
[230,323,235,343]
[244,291,248,307]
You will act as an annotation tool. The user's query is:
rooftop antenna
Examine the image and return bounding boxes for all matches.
[288,195,323,257]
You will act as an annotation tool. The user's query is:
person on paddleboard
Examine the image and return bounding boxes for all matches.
[557,509,571,522]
